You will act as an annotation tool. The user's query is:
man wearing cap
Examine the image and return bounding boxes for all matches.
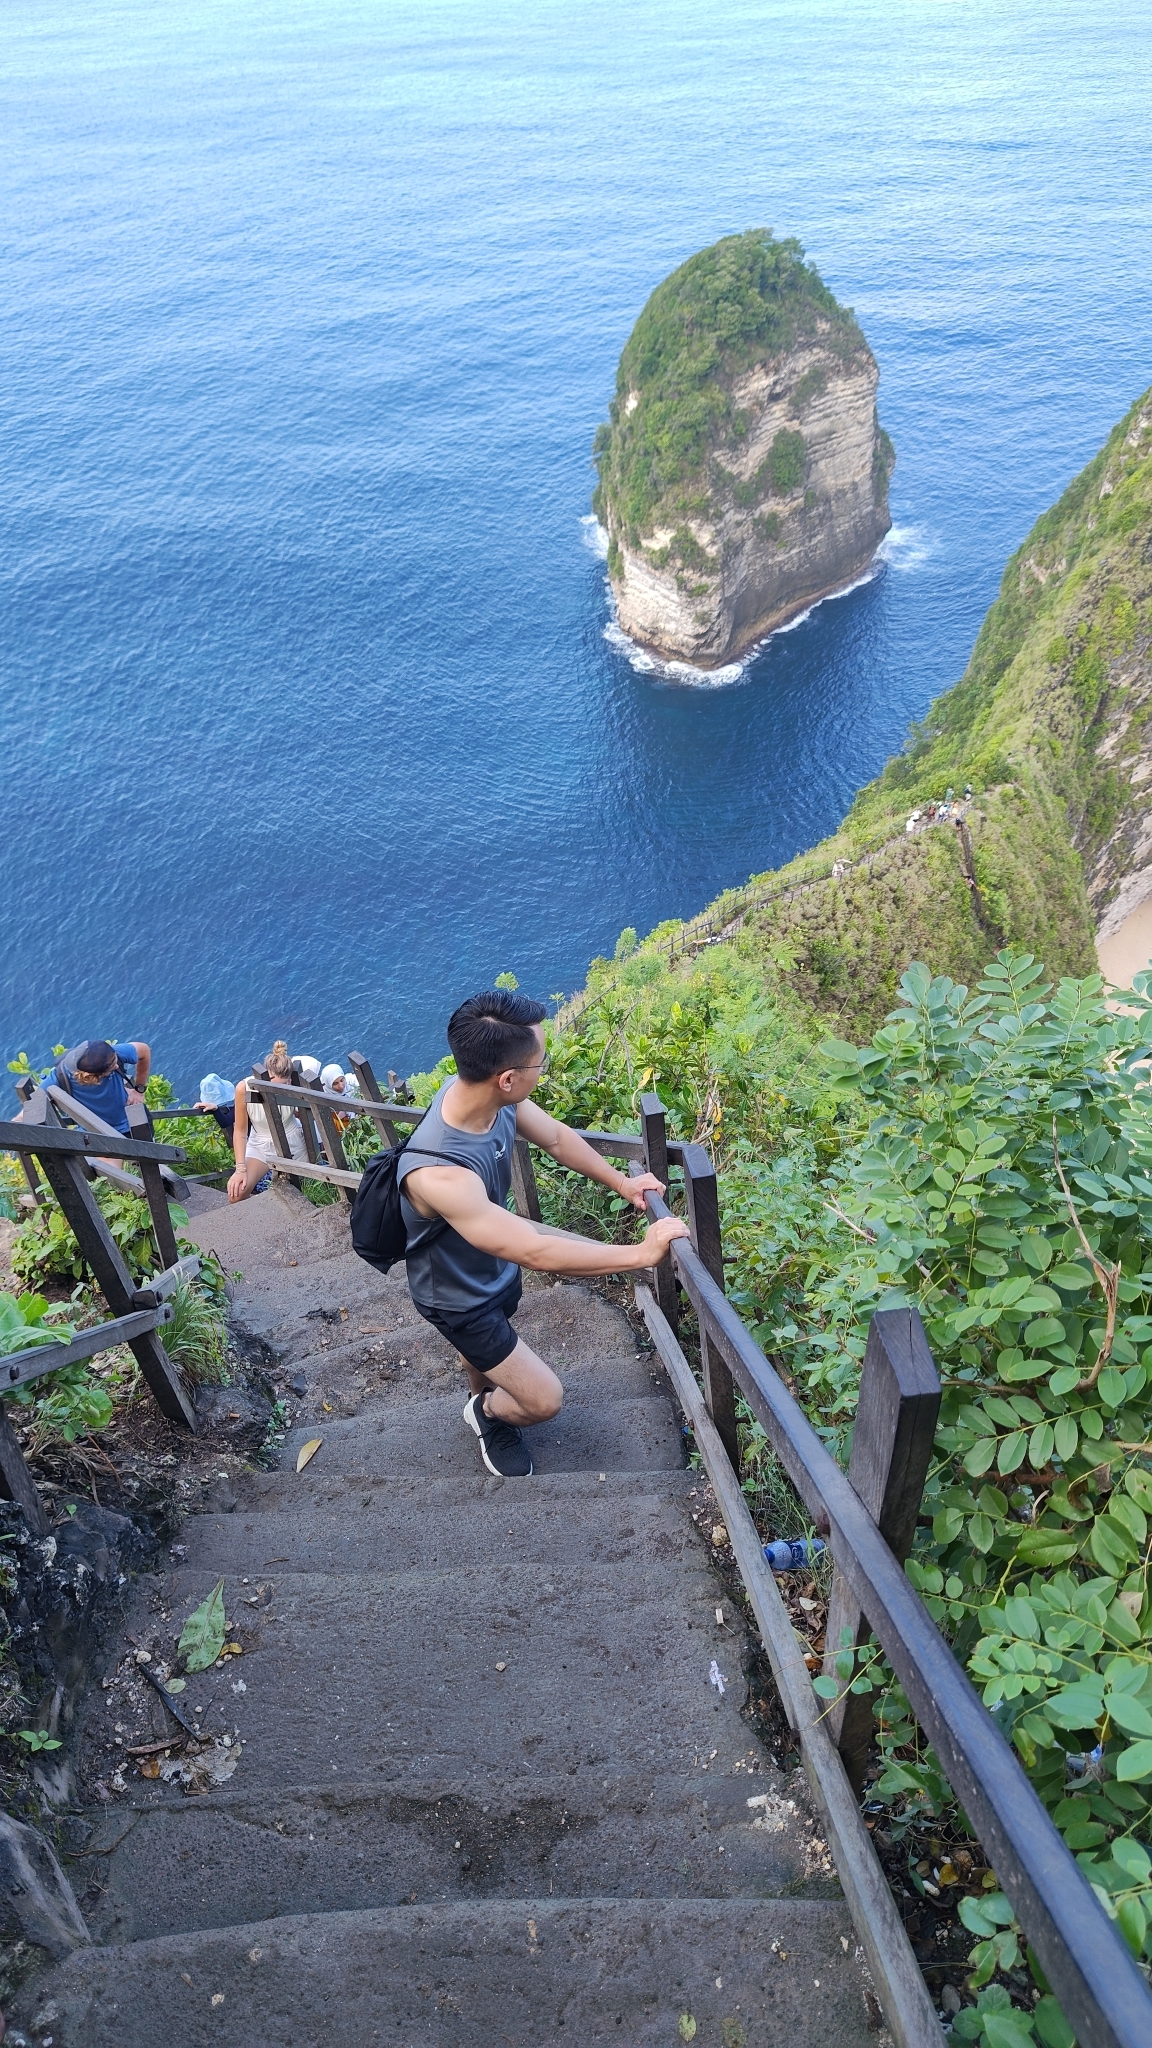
[52,1039,151,1135]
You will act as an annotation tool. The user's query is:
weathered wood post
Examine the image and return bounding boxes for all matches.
[126,1102,180,1272]
[312,1090,353,1202]
[347,1055,403,1146]
[679,1140,740,1476]
[510,1138,542,1222]
[822,1306,940,1792]
[639,1093,678,1332]
[12,1075,47,1207]
[347,1053,384,1102]
[250,1076,295,1163]
[0,1408,50,1535]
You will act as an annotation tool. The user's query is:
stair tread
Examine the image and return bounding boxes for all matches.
[31,1896,877,2047]
[76,1770,833,1942]
[278,1390,684,1475]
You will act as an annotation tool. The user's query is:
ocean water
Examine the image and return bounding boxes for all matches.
[3,0,1150,1094]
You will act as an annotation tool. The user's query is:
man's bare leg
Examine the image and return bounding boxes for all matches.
[462,1336,562,1427]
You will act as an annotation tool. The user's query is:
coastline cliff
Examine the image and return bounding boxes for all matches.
[573,383,1152,1037]
[593,230,894,669]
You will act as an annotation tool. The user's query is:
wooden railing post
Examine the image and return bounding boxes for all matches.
[639,1093,677,1332]
[12,1075,48,1207]
[679,1139,740,1476]
[348,1052,383,1102]
[510,1137,541,1222]
[250,1076,295,1162]
[348,1055,404,1146]
[127,1102,180,1272]
[823,1306,940,1792]
[22,1095,195,1429]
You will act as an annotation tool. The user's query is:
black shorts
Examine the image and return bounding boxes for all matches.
[412,1272,523,1375]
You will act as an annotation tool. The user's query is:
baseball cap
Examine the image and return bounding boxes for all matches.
[76,1040,117,1075]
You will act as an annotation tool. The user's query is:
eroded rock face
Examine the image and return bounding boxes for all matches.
[609,336,892,669]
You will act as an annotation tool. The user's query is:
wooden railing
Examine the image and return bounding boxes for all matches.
[0,1087,201,1532]
[153,1066,1152,2044]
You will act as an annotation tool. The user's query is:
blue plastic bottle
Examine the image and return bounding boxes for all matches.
[763,1536,826,1572]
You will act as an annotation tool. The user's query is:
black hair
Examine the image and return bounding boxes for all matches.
[447,989,547,1083]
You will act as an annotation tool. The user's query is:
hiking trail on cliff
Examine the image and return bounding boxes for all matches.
[18,1181,880,2046]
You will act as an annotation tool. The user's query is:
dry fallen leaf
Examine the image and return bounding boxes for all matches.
[297,1438,322,1472]
[711,1524,728,1547]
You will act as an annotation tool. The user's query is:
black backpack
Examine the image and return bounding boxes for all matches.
[348,1128,478,1274]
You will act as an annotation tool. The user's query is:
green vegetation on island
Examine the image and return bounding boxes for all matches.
[592,229,870,563]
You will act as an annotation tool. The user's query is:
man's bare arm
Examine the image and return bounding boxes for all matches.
[514,1098,662,1212]
[402,1163,687,1274]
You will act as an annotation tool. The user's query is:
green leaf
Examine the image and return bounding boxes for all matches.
[971,1511,995,1552]
[679,2015,697,2042]
[1117,1740,1152,1781]
[1023,1317,1066,1348]
[1049,1263,1093,1292]
[983,2015,1038,2048]
[965,1437,999,1477]
[1117,1895,1148,1958]
[177,1577,227,1673]
[1053,1415,1078,1462]
[1033,1995,1076,2048]
[1106,1694,1152,1737]
[1112,1837,1152,1883]
[1016,1530,1079,1566]
[998,1430,1028,1474]
[1028,1421,1054,1469]
[1097,1365,1128,1409]
[812,1675,840,1698]
[1050,1366,1082,1397]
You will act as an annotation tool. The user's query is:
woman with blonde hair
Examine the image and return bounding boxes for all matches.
[227,1041,307,1202]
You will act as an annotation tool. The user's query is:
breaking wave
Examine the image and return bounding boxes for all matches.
[878,523,934,572]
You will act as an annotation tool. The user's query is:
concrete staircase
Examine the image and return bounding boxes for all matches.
[20,1184,880,2046]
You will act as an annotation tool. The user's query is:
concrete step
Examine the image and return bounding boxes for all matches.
[75,1769,835,1942]
[23,1896,877,2046]
[178,1471,706,1575]
[84,1561,754,1793]
[279,1391,685,1477]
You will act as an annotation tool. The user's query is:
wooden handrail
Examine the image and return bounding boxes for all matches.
[639,1180,1152,2048]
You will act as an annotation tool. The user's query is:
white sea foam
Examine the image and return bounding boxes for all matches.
[579,513,609,558]
[878,523,934,572]
[602,620,743,686]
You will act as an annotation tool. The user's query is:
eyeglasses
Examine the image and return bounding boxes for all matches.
[513,1052,550,1074]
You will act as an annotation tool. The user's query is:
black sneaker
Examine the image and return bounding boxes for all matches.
[463,1392,533,1477]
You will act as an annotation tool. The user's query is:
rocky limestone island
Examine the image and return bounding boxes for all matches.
[593,229,895,668]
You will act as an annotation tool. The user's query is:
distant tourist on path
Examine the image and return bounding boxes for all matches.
[52,1039,151,1135]
[228,1041,307,1201]
[397,988,689,1478]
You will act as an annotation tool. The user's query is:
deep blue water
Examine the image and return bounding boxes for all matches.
[3,0,1150,1094]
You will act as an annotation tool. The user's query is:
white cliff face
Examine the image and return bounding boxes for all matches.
[608,336,892,668]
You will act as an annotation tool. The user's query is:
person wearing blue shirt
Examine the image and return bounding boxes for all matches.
[52,1039,151,1135]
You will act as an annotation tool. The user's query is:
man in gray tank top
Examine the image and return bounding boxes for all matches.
[398,989,689,1477]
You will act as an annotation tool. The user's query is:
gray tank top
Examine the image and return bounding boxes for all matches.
[397,1080,518,1311]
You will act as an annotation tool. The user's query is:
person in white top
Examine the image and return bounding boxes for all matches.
[228,1040,307,1201]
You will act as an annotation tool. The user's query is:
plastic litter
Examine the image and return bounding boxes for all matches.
[709,1660,726,1696]
[763,1536,826,1572]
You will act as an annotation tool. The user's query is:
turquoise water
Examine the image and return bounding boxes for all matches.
[3,0,1150,1091]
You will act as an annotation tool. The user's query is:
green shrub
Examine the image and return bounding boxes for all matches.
[768,428,806,495]
[727,951,1152,1992]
